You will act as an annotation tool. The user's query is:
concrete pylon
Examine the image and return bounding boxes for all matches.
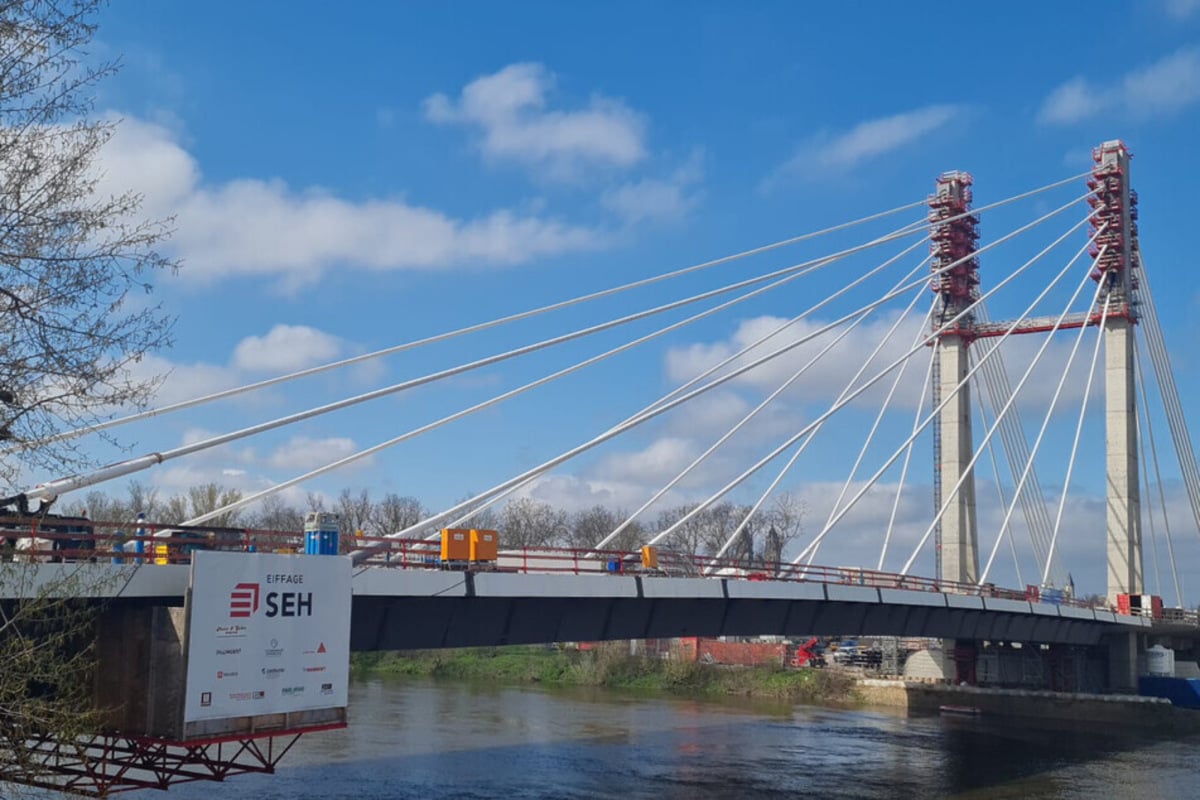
[1091,141,1142,602]
[929,172,980,586]
[939,336,979,585]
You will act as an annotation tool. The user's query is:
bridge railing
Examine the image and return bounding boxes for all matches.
[0,518,1122,615]
[0,515,306,564]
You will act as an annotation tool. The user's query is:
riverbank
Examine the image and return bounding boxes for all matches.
[352,645,859,705]
[859,678,1200,732]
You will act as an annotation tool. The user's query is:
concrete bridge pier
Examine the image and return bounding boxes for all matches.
[1104,630,1141,691]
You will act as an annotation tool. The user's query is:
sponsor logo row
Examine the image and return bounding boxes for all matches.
[198,683,336,707]
[215,665,327,679]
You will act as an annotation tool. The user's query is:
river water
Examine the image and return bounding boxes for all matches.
[80,678,1200,798]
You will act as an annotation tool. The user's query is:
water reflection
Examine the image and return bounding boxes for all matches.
[103,678,1200,799]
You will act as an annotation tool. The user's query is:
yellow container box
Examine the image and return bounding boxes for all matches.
[441,528,471,561]
[641,545,658,569]
[470,529,498,562]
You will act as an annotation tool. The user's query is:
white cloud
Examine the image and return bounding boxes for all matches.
[1038,47,1200,124]
[232,325,343,373]
[1038,78,1098,126]
[595,437,699,486]
[665,311,931,412]
[601,151,704,225]
[769,105,962,183]
[424,63,647,181]
[265,435,364,471]
[97,116,601,287]
[1165,0,1200,20]
[123,323,362,409]
[124,354,244,407]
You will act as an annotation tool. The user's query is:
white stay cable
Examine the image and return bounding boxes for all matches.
[977,253,1108,585]
[974,366,1025,588]
[971,346,1046,579]
[1137,393,1165,600]
[594,248,932,552]
[334,193,1092,561]
[389,203,1072,555]
[703,277,933,567]
[1041,295,1111,585]
[659,209,1099,555]
[798,214,1101,567]
[13,174,1089,470]
[971,324,1057,577]
[18,223,933,506]
[178,235,877,528]
[436,187,1096,538]
[1134,257,1200,536]
[901,234,1101,578]
[367,243,958,554]
[800,303,937,569]
[813,294,936,560]
[879,334,937,570]
[447,237,930,544]
[1136,334,1184,606]
[20,200,933,454]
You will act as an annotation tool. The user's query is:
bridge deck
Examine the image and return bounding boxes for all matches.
[1,560,1150,649]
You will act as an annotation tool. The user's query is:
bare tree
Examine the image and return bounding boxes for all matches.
[124,481,160,522]
[500,497,568,548]
[159,483,242,529]
[764,491,807,562]
[0,0,177,493]
[567,505,647,552]
[335,488,374,536]
[371,493,426,536]
[0,563,112,791]
[248,494,304,532]
[566,505,618,550]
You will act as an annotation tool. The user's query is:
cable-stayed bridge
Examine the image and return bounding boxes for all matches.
[4,139,1200,795]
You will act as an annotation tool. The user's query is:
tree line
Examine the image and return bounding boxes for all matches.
[60,482,809,562]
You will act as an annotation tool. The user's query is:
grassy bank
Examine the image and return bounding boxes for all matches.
[351,645,859,705]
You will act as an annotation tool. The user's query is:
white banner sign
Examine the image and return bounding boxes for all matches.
[184,551,351,724]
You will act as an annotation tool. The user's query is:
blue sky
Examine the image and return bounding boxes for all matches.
[44,1,1200,596]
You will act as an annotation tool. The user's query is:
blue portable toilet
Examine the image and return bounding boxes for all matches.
[304,511,340,555]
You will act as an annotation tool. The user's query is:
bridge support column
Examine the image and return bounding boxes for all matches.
[1090,140,1142,604]
[939,337,978,585]
[1104,631,1139,692]
[928,171,980,587]
[1105,317,1142,601]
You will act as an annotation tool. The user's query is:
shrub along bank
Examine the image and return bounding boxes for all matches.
[351,645,859,705]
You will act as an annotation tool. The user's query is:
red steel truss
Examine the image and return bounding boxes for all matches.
[928,170,981,338]
[1086,140,1140,321]
[1,724,344,797]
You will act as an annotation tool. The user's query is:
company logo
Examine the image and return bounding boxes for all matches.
[281,686,305,697]
[264,637,284,658]
[216,647,241,656]
[261,666,286,679]
[230,582,260,618]
[302,665,326,673]
[216,670,239,679]
[230,583,312,619]
[200,692,212,707]
[227,690,266,702]
[321,683,334,695]
[303,642,328,655]
[215,624,247,638]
